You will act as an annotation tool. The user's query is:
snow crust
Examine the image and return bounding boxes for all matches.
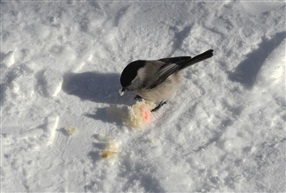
[1,1,285,192]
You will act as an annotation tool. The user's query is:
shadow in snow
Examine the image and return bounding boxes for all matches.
[85,106,126,126]
[62,72,133,105]
[120,157,165,193]
[0,84,6,104]
[171,24,193,51]
[229,32,286,88]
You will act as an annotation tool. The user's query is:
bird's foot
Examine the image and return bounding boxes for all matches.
[151,101,167,112]
[134,95,142,101]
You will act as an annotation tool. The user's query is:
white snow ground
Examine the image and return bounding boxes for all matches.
[1,1,285,192]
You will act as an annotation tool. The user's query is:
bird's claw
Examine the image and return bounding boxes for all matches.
[151,101,167,112]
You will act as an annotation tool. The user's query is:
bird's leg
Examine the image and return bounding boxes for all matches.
[134,95,142,101]
[151,101,167,112]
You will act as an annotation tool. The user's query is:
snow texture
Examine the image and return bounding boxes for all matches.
[1,1,285,192]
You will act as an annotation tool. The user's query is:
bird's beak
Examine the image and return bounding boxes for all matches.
[119,88,126,96]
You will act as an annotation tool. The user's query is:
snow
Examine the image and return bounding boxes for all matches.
[1,1,285,192]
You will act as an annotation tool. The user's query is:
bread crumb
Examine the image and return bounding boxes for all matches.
[106,99,156,130]
[100,140,119,159]
[125,100,156,129]
[65,127,78,136]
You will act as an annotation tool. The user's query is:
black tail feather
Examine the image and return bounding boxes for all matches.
[178,49,214,70]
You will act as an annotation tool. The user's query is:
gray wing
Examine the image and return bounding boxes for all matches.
[147,57,190,89]
[147,49,214,89]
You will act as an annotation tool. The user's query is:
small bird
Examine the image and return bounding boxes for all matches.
[120,49,214,111]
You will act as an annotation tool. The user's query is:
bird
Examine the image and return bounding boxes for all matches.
[120,49,214,111]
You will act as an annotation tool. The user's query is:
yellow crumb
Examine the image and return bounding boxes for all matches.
[100,139,119,159]
[100,150,117,159]
[65,127,78,136]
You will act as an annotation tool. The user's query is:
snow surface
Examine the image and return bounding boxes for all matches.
[1,1,286,192]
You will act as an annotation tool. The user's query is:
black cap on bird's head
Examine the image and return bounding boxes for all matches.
[120,60,145,95]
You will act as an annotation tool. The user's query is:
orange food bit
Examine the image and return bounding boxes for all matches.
[100,150,117,158]
[140,104,150,122]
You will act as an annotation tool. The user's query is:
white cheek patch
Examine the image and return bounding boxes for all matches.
[129,77,138,90]
[137,68,145,80]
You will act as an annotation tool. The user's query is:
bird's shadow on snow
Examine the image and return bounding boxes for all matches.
[229,31,286,88]
[62,72,133,105]
[87,143,104,162]
[85,106,126,126]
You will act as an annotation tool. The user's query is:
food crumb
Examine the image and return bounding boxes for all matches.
[65,127,78,136]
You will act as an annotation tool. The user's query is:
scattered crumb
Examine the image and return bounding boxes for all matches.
[100,150,117,159]
[65,127,78,136]
[100,140,119,159]
[94,134,110,141]
[150,138,160,145]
